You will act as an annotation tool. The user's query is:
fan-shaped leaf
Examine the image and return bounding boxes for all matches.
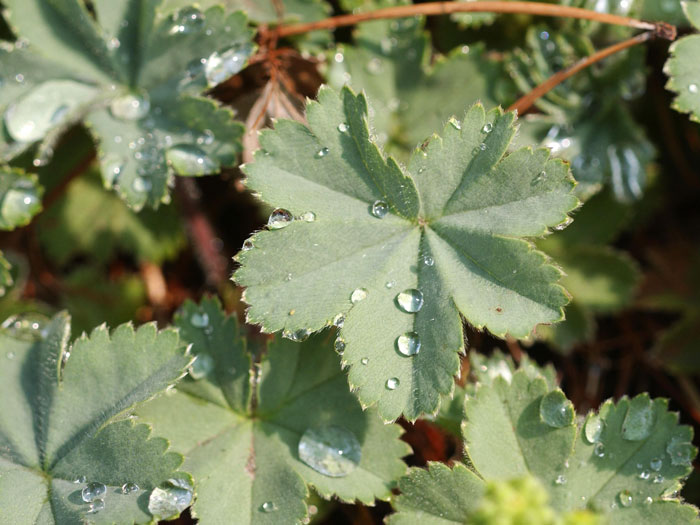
[136,297,408,525]
[0,312,193,523]
[665,2,700,122]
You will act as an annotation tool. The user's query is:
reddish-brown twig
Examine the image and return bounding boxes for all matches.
[275,1,658,37]
[508,31,653,115]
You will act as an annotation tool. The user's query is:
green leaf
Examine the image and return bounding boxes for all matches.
[327,16,507,159]
[234,85,578,421]
[0,312,194,523]
[0,167,42,230]
[665,2,700,123]
[2,1,255,209]
[0,251,12,297]
[390,363,699,523]
[136,297,409,524]
[639,0,697,25]
[37,166,184,265]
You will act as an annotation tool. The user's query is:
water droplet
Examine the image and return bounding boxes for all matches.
[242,239,254,251]
[622,396,655,441]
[284,273,292,282]
[449,119,461,130]
[107,36,121,50]
[189,353,214,379]
[148,478,194,519]
[653,474,664,483]
[386,377,400,390]
[540,391,573,428]
[261,501,277,512]
[350,288,368,303]
[298,424,361,477]
[204,43,253,86]
[282,328,310,342]
[121,482,139,494]
[371,200,389,218]
[650,458,662,471]
[584,414,604,444]
[618,490,633,507]
[268,208,293,229]
[332,314,345,328]
[6,351,15,359]
[299,211,316,222]
[102,153,125,186]
[396,332,421,356]
[109,91,150,120]
[315,147,329,158]
[360,357,369,365]
[87,499,105,514]
[645,496,653,505]
[667,436,694,466]
[168,7,205,34]
[367,57,383,74]
[334,337,345,355]
[165,144,217,175]
[639,470,650,480]
[396,289,424,313]
[385,281,396,289]
[540,30,550,40]
[82,482,107,503]
[190,312,209,328]
[690,84,699,94]
[1,313,49,341]
[555,474,567,485]
[74,475,86,484]
[594,443,605,457]
[338,123,349,133]
[422,255,435,267]
[132,177,152,193]
[482,122,493,133]
[479,143,487,151]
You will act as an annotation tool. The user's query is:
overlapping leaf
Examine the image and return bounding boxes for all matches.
[233,85,577,421]
[0,167,42,230]
[665,2,700,122]
[0,312,194,523]
[136,297,409,524]
[389,358,699,523]
[2,0,255,209]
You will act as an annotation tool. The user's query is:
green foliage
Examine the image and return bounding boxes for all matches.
[665,1,700,122]
[0,312,194,523]
[136,297,409,524]
[0,167,42,230]
[234,85,578,421]
[0,251,11,296]
[390,357,699,524]
[1,0,255,209]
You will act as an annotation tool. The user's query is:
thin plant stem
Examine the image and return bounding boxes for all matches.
[275,1,662,38]
[508,31,653,115]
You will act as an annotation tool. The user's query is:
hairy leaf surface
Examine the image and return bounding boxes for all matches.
[137,297,409,525]
[0,312,193,523]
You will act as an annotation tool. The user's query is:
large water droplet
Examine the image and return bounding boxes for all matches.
[121,482,139,494]
[482,122,493,133]
[268,208,293,229]
[667,436,694,466]
[689,84,699,94]
[82,482,107,503]
[189,353,214,379]
[396,332,421,356]
[350,288,368,303]
[204,43,254,87]
[261,501,277,512]
[109,91,150,121]
[618,490,633,507]
[622,396,655,441]
[298,425,361,477]
[371,200,389,218]
[396,289,423,313]
[283,328,310,342]
[241,239,254,251]
[334,337,345,355]
[165,144,217,175]
[148,478,193,519]
[386,377,400,390]
[539,391,574,428]
[650,457,663,471]
[584,414,604,444]
[168,7,205,34]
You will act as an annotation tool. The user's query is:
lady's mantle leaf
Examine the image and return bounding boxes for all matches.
[2,0,255,209]
[665,2,700,122]
[389,361,699,523]
[0,167,42,230]
[0,312,193,523]
[136,297,409,525]
[0,251,11,297]
[233,85,578,421]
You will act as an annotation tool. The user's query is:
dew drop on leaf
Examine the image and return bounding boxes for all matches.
[268,208,293,229]
[371,200,389,218]
[338,122,349,133]
[361,357,369,365]
[422,255,434,266]
[539,391,573,428]
[622,396,655,441]
[189,353,214,379]
[332,314,345,328]
[148,478,193,519]
[261,501,277,513]
[298,211,316,222]
[650,457,663,471]
[386,377,400,390]
[5,351,14,360]
[667,436,694,466]
[121,482,139,494]
[82,482,107,503]
[204,43,253,87]
[298,424,361,477]
[482,122,493,133]
[385,280,396,289]
[396,289,424,313]
[594,443,605,457]
[74,475,86,484]
[618,490,633,507]
[334,337,345,355]
[689,84,698,94]
[1,313,49,341]
[282,328,310,342]
[87,499,105,514]
[165,145,217,175]
[554,474,566,485]
[639,470,650,480]
[315,147,329,158]
[132,177,152,193]
[350,288,368,303]
[479,143,487,151]
[584,414,604,444]
[396,332,421,356]
[102,153,125,186]
[190,312,209,327]
[109,91,150,121]
[168,7,205,34]
[242,239,254,251]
